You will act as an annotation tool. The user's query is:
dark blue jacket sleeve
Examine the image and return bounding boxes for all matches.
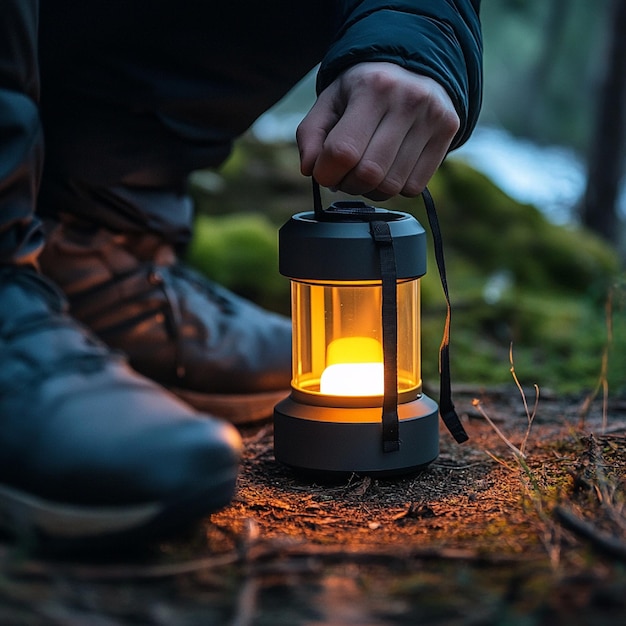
[318,0,482,149]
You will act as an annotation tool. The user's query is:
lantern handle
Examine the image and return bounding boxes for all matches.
[312,177,325,221]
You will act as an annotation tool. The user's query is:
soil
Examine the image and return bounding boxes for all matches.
[1,385,626,625]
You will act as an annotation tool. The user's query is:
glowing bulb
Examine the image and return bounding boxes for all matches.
[319,337,384,396]
[320,362,384,396]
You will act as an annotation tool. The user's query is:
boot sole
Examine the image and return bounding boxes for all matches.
[168,387,289,425]
[0,465,238,548]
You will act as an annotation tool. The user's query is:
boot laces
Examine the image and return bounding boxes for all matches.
[146,261,237,381]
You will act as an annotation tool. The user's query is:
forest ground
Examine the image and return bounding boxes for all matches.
[1,385,626,625]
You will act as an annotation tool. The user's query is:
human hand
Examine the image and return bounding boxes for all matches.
[297,62,460,201]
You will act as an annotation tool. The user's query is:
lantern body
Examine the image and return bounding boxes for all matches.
[291,278,420,404]
[274,206,439,475]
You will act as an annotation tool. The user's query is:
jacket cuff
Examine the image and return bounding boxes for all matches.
[317,6,482,149]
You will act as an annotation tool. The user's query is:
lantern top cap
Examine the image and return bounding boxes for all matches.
[279,205,427,281]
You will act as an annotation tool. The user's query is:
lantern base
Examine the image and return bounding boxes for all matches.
[273,394,439,476]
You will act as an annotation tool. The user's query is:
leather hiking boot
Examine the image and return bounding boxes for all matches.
[39,215,292,424]
[0,266,242,549]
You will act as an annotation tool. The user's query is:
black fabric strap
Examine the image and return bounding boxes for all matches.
[421,188,469,443]
[310,179,468,446]
[369,220,400,453]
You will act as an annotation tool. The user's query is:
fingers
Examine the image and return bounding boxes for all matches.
[338,111,425,198]
[297,80,388,184]
[297,63,460,200]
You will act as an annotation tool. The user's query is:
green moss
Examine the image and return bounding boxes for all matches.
[186,213,290,314]
[422,159,618,297]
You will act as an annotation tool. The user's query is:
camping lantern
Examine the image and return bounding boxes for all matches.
[273,198,440,475]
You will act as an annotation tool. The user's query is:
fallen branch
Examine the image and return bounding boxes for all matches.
[553,506,626,562]
[0,549,240,582]
[245,541,538,569]
[2,539,537,583]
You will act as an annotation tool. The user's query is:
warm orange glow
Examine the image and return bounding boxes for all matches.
[320,337,384,396]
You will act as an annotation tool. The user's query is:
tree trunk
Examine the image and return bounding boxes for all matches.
[520,0,570,139]
[581,0,626,246]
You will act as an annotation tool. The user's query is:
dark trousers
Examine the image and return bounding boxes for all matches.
[0,0,332,264]
[0,0,43,265]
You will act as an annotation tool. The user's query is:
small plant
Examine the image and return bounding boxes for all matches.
[472,343,539,462]
[579,284,616,432]
[473,345,565,567]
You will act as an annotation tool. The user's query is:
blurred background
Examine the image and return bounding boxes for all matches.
[186,0,626,397]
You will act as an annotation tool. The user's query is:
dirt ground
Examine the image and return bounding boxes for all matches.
[1,385,626,625]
